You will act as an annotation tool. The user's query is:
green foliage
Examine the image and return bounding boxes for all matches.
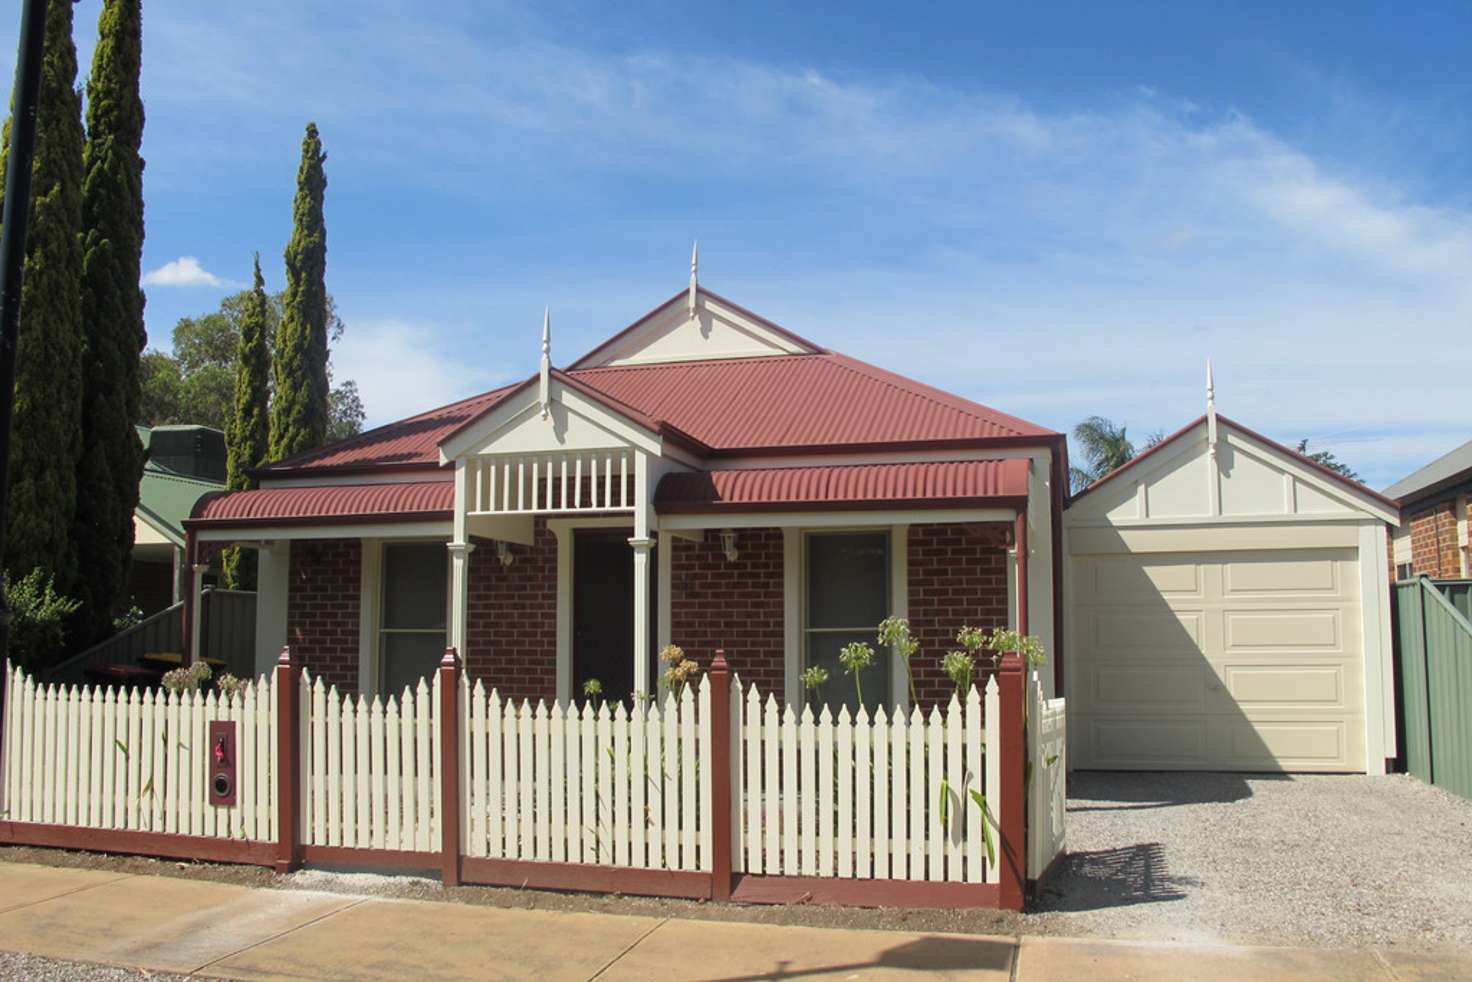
[658,643,701,698]
[160,660,211,694]
[222,256,272,590]
[0,0,87,592]
[1070,415,1138,494]
[1295,439,1360,481]
[582,677,603,708]
[799,665,828,709]
[75,0,148,642]
[4,569,83,671]
[328,379,366,443]
[838,640,875,706]
[942,649,975,698]
[270,122,330,460]
[112,605,144,632]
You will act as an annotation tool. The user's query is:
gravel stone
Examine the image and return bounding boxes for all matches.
[0,950,189,981]
[1030,771,1472,948]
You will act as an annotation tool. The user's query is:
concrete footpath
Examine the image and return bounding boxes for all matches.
[0,862,1468,981]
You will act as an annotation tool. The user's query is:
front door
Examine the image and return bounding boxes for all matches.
[573,529,635,705]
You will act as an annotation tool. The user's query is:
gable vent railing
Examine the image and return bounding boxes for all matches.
[467,451,635,516]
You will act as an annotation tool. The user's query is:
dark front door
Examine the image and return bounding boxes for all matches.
[573,529,634,705]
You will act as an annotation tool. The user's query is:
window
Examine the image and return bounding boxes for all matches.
[380,542,448,695]
[1396,562,1414,581]
[804,531,891,713]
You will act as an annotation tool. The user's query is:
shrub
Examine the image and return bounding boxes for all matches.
[4,568,82,671]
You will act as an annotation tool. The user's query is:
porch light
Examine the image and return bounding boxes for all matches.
[718,529,739,563]
[496,541,515,567]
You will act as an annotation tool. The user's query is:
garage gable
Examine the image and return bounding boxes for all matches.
[1068,415,1399,529]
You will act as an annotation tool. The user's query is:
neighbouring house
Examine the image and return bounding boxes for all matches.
[1063,404,1401,774]
[1384,439,1472,580]
[130,425,226,615]
[184,277,1067,714]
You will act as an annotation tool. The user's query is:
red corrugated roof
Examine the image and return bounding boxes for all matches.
[188,481,453,527]
[655,459,1030,513]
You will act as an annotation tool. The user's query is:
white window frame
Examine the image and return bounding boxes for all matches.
[360,536,450,696]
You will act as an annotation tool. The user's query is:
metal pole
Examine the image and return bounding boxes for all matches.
[0,0,53,712]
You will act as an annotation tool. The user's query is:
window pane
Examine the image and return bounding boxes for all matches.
[806,629,893,714]
[382,632,445,696]
[383,543,447,630]
[807,532,888,628]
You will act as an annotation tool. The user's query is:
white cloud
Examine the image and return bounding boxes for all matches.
[330,318,513,428]
[141,256,228,288]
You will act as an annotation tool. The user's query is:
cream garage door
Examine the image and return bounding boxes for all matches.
[1071,548,1366,772]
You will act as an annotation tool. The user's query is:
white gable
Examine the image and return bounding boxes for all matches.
[1067,419,1398,527]
[572,290,816,369]
[438,378,662,463]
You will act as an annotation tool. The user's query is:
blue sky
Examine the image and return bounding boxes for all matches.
[5,1,1470,488]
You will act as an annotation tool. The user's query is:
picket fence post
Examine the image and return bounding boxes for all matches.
[275,646,302,874]
[438,648,463,887]
[997,651,1026,911]
[708,651,733,900]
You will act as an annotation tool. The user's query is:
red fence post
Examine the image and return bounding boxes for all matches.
[274,645,301,874]
[708,650,733,901]
[998,651,1026,911]
[439,648,463,887]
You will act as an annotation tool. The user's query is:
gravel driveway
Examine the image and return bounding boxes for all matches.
[1029,771,1472,948]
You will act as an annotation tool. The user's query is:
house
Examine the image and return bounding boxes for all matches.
[129,425,226,615]
[1063,395,1401,774]
[184,273,1067,715]
[1384,439,1472,580]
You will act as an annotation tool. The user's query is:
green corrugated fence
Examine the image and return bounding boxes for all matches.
[1394,578,1472,800]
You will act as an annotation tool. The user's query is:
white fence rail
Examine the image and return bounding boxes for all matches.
[300,671,441,852]
[1027,672,1066,879]
[463,676,712,870]
[736,678,1001,884]
[1,663,277,841]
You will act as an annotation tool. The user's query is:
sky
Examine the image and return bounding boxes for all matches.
[4,1,1470,489]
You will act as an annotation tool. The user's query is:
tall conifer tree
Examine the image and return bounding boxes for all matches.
[0,0,87,592]
[222,256,270,590]
[269,123,328,460]
[76,0,147,636]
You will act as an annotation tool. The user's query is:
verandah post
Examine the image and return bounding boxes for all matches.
[997,651,1026,911]
[438,648,463,887]
[708,651,733,901]
[274,646,302,874]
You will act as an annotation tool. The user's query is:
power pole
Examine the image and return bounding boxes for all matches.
[0,0,52,725]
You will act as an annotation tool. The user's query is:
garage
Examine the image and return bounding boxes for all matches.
[1064,411,1400,773]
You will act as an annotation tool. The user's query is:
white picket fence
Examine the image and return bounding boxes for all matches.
[1027,672,1066,879]
[463,676,712,870]
[300,671,442,852]
[1,663,277,841]
[736,678,1001,883]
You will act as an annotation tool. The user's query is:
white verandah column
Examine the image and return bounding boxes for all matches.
[449,460,474,658]
[631,450,654,698]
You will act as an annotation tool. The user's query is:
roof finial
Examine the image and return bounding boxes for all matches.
[539,307,551,419]
[688,240,699,320]
[1206,358,1218,457]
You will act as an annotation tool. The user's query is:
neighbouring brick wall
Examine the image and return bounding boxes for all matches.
[669,528,786,697]
[465,520,558,703]
[1408,501,1461,578]
[907,524,1009,708]
[286,538,362,691]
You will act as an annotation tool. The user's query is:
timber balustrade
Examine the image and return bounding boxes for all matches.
[0,648,1045,910]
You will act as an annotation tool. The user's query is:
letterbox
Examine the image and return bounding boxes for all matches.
[208,720,237,807]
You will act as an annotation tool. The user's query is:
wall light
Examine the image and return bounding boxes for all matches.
[718,529,739,563]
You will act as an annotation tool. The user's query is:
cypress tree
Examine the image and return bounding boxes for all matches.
[221,256,270,590]
[269,123,328,460]
[0,0,87,593]
[76,0,147,637]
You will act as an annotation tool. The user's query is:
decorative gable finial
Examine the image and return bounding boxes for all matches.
[1206,358,1218,458]
[539,307,551,419]
[688,240,699,320]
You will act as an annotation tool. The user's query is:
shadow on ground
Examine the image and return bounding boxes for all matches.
[697,935,1015,981]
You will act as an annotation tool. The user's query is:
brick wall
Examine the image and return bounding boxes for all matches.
[1408,501,1461,578]
[465,520,558,703]
[286,538,362,690]
[907,524,1009,708]
[669,528,786,696]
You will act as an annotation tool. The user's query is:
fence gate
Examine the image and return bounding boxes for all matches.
[1394,578,1472,800]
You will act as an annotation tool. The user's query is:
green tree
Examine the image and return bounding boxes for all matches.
[1070,416,1137,493]
[270,123,329,460]
[328,379,365,443]
[0,0,87,594]
[75,0,148,639]
[221,256,271,589]
[1295,440,1359,481]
